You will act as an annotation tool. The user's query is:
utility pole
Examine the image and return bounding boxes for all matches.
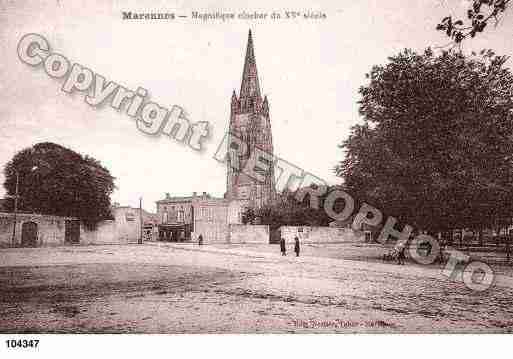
[11,171,19,247]
[10,165,39,247]
[139,197,143,244]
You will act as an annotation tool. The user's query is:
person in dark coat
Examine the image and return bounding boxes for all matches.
[294,237,300,257]
[396,242,405,265]
[280,237,286,256]
[198,234,204,246]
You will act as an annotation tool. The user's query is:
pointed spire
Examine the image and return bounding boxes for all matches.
[240,29,261,100]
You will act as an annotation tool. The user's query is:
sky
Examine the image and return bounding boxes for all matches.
[0,0,512,212]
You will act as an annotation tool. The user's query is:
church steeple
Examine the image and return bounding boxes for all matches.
[240,30,261,100]
[227,30,275,206]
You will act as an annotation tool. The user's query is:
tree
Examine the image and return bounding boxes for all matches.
[337,48,513,234]
[243,186,347,230]
[3,142,115,229]
[241,207,256,224]
[438,0,510,43]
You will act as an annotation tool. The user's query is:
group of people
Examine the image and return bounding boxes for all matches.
[280,236,301,257]
[197,233,301,257]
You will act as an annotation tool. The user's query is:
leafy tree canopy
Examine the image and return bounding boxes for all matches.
[337,48,513,233]
[243,186,349,230]
[3,142,115,229]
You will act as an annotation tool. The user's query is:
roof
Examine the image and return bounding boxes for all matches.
[0,212,78,221]
[240,29,261,99]
[158,223,188,229]
[156,196,195,204]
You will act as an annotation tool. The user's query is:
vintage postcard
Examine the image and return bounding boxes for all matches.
[0,0,512,355]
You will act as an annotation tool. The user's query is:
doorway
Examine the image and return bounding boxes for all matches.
[21,221,38,247]
[65,220,80,244]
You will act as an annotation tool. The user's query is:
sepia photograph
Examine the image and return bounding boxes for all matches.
[0,0,512,356]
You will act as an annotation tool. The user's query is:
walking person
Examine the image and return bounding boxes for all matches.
[294,236,300,257]
[280,237,286,256]
[198,234,204,246]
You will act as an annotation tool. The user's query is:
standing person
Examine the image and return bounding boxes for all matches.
[198,234,204,246]
[280,237,286,256]
[506,236,511,263]
[439,239,446,264]
[397,242,406,265]
[294,237,300,257]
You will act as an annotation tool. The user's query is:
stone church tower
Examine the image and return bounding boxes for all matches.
[226,30,276,209]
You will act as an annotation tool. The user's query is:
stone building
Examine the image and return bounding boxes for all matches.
[193,195,230,243]
[156,192,197,241]
[156,192,232,243]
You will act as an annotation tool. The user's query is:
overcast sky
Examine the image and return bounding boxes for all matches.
[1,0,512,212]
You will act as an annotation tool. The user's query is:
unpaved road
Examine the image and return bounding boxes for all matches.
[1,243,512,333]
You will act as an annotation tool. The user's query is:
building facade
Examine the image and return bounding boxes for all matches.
[156,192,198,241]
[155,192,231,243]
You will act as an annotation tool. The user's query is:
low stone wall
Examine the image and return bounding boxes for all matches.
[280,226,365,244]
[80,220,131,245]
[0,212,71,247]
[193,221,229,244]
[0,212,143,247]
[228,224,269,244]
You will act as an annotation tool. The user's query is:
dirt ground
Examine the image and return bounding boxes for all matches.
[1,242,513,333]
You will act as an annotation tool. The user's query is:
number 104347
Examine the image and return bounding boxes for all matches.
[6,339,39,349]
